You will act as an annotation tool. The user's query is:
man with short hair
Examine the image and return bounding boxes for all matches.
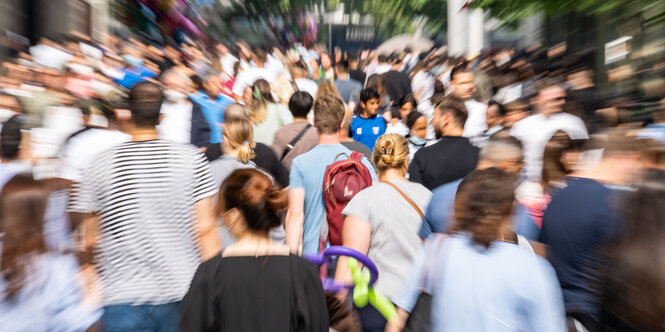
[408,96,479,190]
[419,136,538,240]
[68,82,220,331]
[158,70,210,147]
[333,60,362,105]
[190,73,234,144]
[449,65,488,139]
[285,95,377,255]
[510,82,588,183]
[272,91,318,170]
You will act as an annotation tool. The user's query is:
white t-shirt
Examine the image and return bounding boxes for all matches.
[386,121,409,137]
[232,67,276,96]
[59,128,131,182]
[158,101,193,144]
[219,54,238,76]
[417,99,437,140]
[294,78,319,97]
[411,71,435,103]
[463,99,488,139]
[510,112,589,181]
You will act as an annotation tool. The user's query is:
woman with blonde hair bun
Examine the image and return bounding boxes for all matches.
[208,117,258,189]
[334,133,432,331]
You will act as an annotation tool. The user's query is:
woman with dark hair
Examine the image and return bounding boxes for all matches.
[390,168,565,332]
[404,110,430,164]
[365,74,391,114]
[0,174,101,331]
[180,169,328,331]
[386,94,417,137]
[600,168,665,331]
[247,79,293,145]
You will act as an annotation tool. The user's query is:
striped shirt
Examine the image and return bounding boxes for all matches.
[68,139,217,306]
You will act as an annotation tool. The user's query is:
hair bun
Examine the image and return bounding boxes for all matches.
[264,186,288,212]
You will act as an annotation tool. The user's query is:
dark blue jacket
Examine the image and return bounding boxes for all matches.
[190,99,211,148]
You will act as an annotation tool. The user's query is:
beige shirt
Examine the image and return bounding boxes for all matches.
[271,120,318,170]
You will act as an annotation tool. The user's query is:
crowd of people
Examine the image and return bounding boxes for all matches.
[0,31,664,332]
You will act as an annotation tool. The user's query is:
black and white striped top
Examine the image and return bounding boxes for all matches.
[68,139,217,306]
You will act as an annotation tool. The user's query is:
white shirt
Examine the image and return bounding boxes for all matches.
[59,128,131,182]
[294,78,319,97]
[231,67,276,96]
[462,100,488,139]
[219,53,238,75]
[495,83,523,104]
[417,99,437,140]
[411,71,435,103]
[386,121,409,137]
[158,101,193,144]
[374,64,391,76]
[510,112,589,181]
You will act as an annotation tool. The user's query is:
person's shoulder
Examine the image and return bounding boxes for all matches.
[431,178,462,197]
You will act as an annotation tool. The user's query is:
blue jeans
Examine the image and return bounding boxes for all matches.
[101,301,181,332]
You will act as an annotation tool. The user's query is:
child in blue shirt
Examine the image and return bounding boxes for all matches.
[351,88,386,150]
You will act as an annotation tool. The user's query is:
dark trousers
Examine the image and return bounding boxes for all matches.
[101,301,182,332]
[356,304,387,332]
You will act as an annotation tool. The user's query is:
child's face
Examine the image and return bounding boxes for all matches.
[400,102,414,120]
[412,116,428,139]
[362,98,381,116]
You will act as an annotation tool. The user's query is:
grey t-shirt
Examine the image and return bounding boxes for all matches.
[342,180,432,301]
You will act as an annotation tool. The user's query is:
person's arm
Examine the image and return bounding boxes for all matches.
[408,151,424,185]
[525,259,567,332]
[333,215,371,301]
[194,196,221,261]
[285,188,306,254]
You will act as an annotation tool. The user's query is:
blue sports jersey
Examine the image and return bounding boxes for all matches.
[350,114,386,151]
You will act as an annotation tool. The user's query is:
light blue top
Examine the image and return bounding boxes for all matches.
[189,92,234,143]
[394,233,565,332]
[0,252,102,331]
[419,179,540,241]
[289,144,377,255]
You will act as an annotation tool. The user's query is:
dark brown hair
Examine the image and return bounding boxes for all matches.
[365,74,386,103]
[0,173,50,299]
[542,131,574,188]
[452,168,515,249]
[435,95,468,128]
[129,81,164,128]
[602,168,665,330]
[314,94,345,134]
[215,169,287,232]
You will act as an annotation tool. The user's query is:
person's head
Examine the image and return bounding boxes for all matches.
[215,42,230,56]
[348,55,359,69]
[0,93,22,114]
[98,88,129,125]
[358,88,381,117]
[542,131,586,188]
[452,168,515,249]
[373,134,409,174]
[485,100,507,129]
[532,81,566,116]
[160,70,192,103]
[242,85,253,106]
[432,96,468,138]
[0,173,50,299]
[252,48,268,66]
[398,94,417,122]
[503,99,530,129]
[129,81,164,129]
[222,117,256,163]
[202,73,222,98]
[313,94,345,135]
[566,68,594,90]
[378,54,388,64]
[334,59,349,77]
[406,110,427,140]
[433,80,445,96]
[320,53,332,70]
[450,65,475,100]
[288,91,313,119]
[248,79,275,125]
[315,81,341,101]
[190,74,204,92]
[290,65,308,80]
[216,169,287,237]
[365,74,386,101]
[1,115,23,162]
[596,130,648,184]
[223,103,248,122]
[478,136,524,177]
[602,168,665,331]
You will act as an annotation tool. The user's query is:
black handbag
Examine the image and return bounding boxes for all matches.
[402,234,449,332]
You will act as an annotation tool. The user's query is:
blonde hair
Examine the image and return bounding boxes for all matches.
[248,79,275,125]
[315,81,342,101]
[223,118,256,163]
[372,134,409,172]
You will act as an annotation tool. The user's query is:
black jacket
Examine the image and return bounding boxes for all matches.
[190,99,211,148]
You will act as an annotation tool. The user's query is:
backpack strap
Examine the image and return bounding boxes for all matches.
[280,123,312,161]
[349,151,364,161]
[381,180,424,219]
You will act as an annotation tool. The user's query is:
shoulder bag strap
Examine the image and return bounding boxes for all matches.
[381,180,424,219]
[280,124,312,161]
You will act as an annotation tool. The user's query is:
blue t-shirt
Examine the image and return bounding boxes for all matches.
[114,66,156,89]
[189,92,234,143]
[538,177,626,319]
[350,114,386,151]
[419,178,540,240]
[289,144,378,255]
